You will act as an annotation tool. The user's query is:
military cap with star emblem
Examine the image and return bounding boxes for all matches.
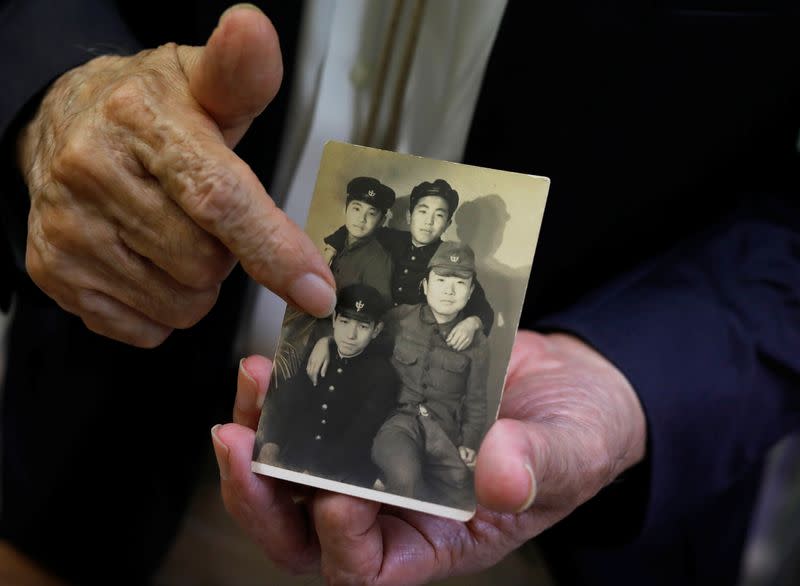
[346,176,396,214]
[335,283,388,323]
[409,178,459,220]
[427,241,476,279]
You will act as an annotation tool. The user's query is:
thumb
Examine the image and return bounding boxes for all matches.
[474,418,542,513]
[182,4,283,146]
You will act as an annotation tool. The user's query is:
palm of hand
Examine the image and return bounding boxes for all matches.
[215,331,646,584]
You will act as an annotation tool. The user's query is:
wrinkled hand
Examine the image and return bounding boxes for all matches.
[446,316,482,351]
[212,330,646,584]
[306,335,332,385]
[17,4,335,348]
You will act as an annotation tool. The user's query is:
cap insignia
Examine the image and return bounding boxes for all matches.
[355,300,365,312]
[450,255,459,263]
[367,189,376,198]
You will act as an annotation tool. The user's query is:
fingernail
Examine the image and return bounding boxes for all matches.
[235,358,258,413]
[211,424,230,481]
[221,2,263,22]
[241,357,268,409]
[516,461,537,513]
[287,273,337,318]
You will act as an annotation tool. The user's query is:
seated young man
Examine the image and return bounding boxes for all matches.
[322,176,396,302]
[371,241,490,509]
[253,284,398,488]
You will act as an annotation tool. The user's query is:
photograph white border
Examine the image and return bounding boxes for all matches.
[251,461,474,522]
[251,141,549,520]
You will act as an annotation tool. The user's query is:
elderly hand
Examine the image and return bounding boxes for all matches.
[212,330,647,584]
[17,4,335,348]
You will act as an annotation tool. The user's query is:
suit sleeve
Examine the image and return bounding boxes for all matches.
[0,0,143,310]
[536,192,800,538]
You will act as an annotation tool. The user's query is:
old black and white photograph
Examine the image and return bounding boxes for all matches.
[251,141,549,520]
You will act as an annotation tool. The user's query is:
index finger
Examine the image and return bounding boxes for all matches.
[213,423,321,573]
[142,132,336,318]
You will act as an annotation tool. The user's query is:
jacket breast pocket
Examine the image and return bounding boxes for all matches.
[441,352,469,374]
[393,343,420,366]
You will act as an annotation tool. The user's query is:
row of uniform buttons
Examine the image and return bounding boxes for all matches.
[394,250,420,306]
[316,402,328,440]
[316,364,346,439]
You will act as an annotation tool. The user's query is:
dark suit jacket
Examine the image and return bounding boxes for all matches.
[1,1,798,585]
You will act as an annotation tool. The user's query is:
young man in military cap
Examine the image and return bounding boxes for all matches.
[377,179,494,351]
[253,283,398,488]
[371,240,490,509]
[321,176,396,301]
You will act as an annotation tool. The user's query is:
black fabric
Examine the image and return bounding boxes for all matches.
[462,1,800,583]
[0,1,302,583]
[1,268,248,584]
[0,0,144,309]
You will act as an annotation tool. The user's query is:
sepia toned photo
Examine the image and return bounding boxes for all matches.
[251,141,549,521]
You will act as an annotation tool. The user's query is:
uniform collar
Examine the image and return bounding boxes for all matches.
[408,232,443,253]
[329,338,372,364]
[419,304,461,337]
[345,232,378,252]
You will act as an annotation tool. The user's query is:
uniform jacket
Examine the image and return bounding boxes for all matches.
[262,340,398,488]
[384,304,489,451]
[323,227,393,302]
[1,1,798,585]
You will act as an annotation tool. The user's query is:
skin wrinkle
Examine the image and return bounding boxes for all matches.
[76,290,168,347]
[104,78,160,136]
[228,469,290,564]
[464,513,522,570]
[101,151,232,288]
[399,514,449,581]
[231,467,319,574]
[154,145,241,284]
[27,213,74,295]
[15,6,321,346]
[50,132,96,188]
[319,503,382,583]
[44,198,216,327]
[106,236,177,312]
[242,216,297,284]
[192,159,249,236]
[181,18,283,137]
[219,328,647,581]
[502,363,630,495]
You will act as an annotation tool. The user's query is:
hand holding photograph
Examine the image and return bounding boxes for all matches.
[251,141,549,521]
